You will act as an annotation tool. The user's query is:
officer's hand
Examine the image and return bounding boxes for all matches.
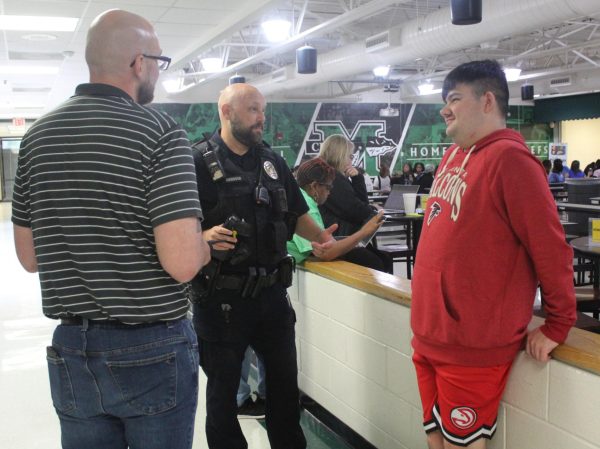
[203,225,237,251]
[526,327,559,363]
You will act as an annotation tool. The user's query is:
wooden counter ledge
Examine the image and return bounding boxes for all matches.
[301,260,600,376]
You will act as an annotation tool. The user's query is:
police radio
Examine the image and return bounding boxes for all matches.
[202,133,225,182]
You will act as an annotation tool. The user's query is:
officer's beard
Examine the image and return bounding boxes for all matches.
[231,120,263,148]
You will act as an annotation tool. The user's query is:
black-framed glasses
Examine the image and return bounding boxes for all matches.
[318,182,333,191]
[129,54,171,71]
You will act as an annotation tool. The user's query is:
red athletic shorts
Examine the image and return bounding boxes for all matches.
[412,351,514,447]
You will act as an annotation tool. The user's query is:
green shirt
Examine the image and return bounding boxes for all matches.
[287,189,324,264]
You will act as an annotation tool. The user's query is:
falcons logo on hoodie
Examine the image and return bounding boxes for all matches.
[427,202,442,226]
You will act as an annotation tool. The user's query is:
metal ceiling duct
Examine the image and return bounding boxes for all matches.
[172,0,600,101]
[249,0,600,97]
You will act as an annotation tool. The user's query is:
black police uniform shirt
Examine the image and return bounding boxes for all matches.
[194,131,308,257]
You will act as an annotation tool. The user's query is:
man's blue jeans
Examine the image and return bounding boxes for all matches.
[47,318,199,449]
[237,346,266,406]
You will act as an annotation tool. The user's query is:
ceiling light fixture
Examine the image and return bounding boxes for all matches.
[504,67,522,82]
[200,57,222,72]
[0,66,60,75]
[261,19,292,43]
[372,66,390,78]
[418,82,435,95]
[0,15,78,32]
[162,78,183,94]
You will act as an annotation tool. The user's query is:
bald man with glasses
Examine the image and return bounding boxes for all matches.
[12,9,209,449]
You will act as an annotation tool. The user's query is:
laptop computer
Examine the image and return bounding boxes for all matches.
[381,184,420,214]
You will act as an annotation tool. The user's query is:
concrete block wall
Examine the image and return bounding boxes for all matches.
[291,270,600,449]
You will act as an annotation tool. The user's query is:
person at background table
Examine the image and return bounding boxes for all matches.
[317,138,393,273]
[568,160,584,179]
[410,59,576,449]
[413,162,425,185]
[358,166,374,193]
[542,159,552,178]
[373,164,392,193]
[548,159,565,183]
[584,161,596,177]
[318,134,372,235]
[287,158,386,269]
[414,163,435,193]
[394,162,414,185]
[592,159,600,177]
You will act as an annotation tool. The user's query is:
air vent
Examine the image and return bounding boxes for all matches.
[365,28,402,53]
[549,76,571,87]
[271,68,287,83]
[12,87,52,93]
[9,51,65,61]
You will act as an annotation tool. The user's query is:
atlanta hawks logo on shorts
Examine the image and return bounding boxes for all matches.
[450,407,477,429]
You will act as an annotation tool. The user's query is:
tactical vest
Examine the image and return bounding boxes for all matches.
[192,138,292,273]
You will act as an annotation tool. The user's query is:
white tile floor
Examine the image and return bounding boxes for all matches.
[0,203,270,449]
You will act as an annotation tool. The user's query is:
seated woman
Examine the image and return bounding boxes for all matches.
[318,134,372,236]
[287,157,390,272]
[394,162,414,185]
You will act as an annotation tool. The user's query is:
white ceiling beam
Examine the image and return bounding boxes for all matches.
[170,0,280,71]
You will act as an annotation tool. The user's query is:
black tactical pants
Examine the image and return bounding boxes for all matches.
[193,282,306,449]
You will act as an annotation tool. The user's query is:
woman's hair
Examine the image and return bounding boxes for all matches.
[414,162,425,172]
[296,157,335,188]
[570,160,580,172]
[318,134,354,172]
[552,158,563,173]
[379,165,390,177]
[402,163,413,173]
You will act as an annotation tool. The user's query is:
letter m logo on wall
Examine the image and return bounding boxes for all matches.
[303,120,397,168]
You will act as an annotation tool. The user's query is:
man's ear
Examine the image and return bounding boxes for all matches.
[483,91,496,114]
[130,55,144,79]
[221,103,232,120]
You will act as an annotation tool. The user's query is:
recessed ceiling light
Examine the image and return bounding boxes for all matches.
[504,67,522,82]
[261,19,291,43]
[0,66,60,75]
[22,34,57,41]
[200,58,222,72]
[0,15,78,32]
[373,66,390,77]
[162,78,183,94]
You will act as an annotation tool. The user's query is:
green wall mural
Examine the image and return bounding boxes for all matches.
[153,102,553,176]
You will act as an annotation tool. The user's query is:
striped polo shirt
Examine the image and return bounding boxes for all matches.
[11,83,203,323]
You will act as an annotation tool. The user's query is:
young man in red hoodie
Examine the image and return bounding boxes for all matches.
[410,60,576,448]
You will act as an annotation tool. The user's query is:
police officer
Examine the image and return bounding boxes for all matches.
[191,83,334,449]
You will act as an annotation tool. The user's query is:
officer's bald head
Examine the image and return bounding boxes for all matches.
[218,83,265,120]
[218,84,266,153]
[85,9,158,78]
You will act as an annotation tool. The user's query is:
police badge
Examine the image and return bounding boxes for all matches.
[263,161,279,180]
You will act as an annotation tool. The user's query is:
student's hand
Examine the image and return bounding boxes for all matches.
[526,327,559,362]
[203,225,237,251]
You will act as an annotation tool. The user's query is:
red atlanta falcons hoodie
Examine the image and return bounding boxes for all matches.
[410,128,576,366]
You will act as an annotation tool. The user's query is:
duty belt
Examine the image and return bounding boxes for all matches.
[215,267,280,299]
